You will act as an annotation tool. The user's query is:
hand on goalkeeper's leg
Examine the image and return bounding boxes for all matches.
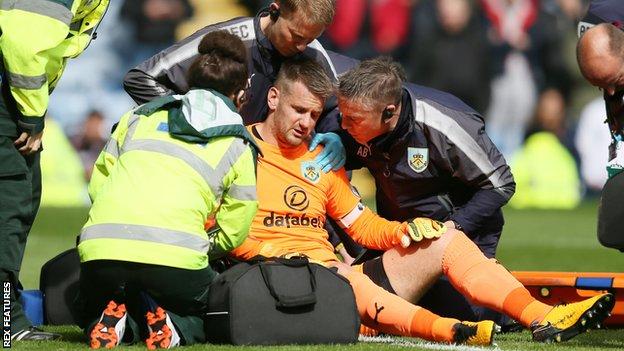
[399,218,447,248]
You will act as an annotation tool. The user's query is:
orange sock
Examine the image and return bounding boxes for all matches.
[442,233,551,326]
[345,270,459,342]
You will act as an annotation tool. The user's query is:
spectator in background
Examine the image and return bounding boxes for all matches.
[509,88,581,209]
[70,111,107,181]
[481,0,571,158]
[120,0,194,67]
[553,0,584,18]
[528,88,578,157]
[544,0,587,119]
[320,0,415,65]
[410,0,492,114]
[547,0,585,35]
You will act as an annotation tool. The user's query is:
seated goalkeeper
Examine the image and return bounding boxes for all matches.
[229,57,614,345]
[76,31,259,349]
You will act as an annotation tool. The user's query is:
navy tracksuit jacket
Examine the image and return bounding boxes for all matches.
[334,84,515,258]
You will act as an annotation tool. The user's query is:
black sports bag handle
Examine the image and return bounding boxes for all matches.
[259,259,317,308]
[274,256,310,267]
[249,255,311,267]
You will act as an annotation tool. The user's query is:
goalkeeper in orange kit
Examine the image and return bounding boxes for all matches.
[229,57,615,345]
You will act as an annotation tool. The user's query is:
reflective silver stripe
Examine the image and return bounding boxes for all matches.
[309,40,338,80]
[413,99,507,189]
[6,71,46,90]
[146,18,255,77]
[227,184,256,201]
[212,138,249,198]
[80,223,210,253]
[103,139,119,158]
[8,0,73,25]
[148,35,202,77]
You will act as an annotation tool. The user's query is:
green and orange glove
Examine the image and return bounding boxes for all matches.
[399,218,447,248]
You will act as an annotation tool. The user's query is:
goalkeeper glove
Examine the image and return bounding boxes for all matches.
[400,218,447,248]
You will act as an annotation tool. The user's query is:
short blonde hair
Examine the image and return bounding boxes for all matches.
[338,57,406,109]
[278,0,336,26]
[276,57,334,103]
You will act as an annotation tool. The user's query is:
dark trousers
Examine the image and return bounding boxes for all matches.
[0,135,41,333]
[76,260,217,346]
[598,171,624,251]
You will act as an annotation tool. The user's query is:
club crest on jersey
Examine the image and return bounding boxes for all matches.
[408,147,428,173]
[301,161,320,184]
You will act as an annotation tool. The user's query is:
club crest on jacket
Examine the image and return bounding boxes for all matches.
[408,147,428,173]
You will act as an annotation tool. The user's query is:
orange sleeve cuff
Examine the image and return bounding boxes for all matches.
[229,237,264,261]
[345,207,404,250]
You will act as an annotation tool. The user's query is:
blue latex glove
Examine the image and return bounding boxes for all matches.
[308,132,346,173]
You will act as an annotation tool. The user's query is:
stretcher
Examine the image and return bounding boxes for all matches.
[513,271,624,327]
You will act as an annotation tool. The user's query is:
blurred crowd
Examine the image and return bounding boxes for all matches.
[46,0,607,208]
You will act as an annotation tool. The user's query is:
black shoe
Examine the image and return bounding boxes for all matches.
[11,326,61,341]
[500,319,525,333]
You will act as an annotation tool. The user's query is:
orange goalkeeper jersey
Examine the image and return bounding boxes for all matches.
[230,125,404,263]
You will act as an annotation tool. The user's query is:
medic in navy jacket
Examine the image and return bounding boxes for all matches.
[123,7,356,132]
[339,83,515,258]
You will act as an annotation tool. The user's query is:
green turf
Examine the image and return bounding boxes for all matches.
[8,326,624,350]
[497,201,624,271]
[20,206,88,289]
[12,200,624,350]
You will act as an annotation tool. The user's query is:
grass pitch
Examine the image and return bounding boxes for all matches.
[9,326,624,351]
[11,200,624,350]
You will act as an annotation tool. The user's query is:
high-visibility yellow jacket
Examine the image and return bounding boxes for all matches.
[509,132,581,209]
[0,0,109,136]
[78,89,259,270]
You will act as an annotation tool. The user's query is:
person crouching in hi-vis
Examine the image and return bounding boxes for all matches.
[75,31,259,349]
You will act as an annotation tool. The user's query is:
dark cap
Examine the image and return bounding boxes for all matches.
[578,0,624,37]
